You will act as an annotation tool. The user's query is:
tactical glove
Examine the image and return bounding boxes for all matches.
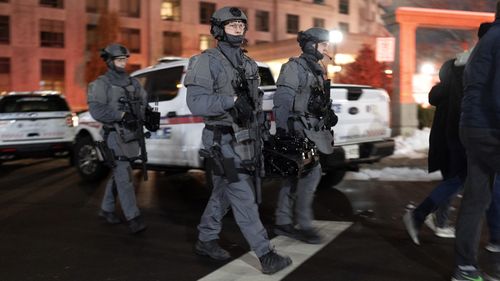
[230,96,254,125]
[121,112,137,130]
[323,108,338,128]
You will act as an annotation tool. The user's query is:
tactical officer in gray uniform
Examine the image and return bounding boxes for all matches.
[272,28,338,244]
[87,43,147,234]
[185,7,292,275]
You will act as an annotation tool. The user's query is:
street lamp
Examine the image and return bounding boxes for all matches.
[329,29,343,65]
[329,29,343,81]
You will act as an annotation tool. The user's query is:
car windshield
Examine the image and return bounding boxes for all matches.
[258,67,275,86]
[0,95,70,113]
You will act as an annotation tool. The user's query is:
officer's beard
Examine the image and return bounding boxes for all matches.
[224,34,245,48]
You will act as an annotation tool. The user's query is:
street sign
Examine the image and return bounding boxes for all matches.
[376,37,396,62]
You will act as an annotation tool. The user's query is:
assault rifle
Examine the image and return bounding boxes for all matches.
[233,66,264,204]
[119,86,150,181]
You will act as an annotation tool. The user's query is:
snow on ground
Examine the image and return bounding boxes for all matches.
[345,128,443,182]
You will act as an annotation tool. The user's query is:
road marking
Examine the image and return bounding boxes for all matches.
[198,220,352,281]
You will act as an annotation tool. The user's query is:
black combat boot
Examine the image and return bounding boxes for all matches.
[194,239,231,261]
[274,224,302,240]
[128,215,147,234]
[99,209,122,224]
[259,250,292,274]
[298,227,323,244]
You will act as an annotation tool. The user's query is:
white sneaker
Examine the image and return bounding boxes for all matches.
[485,242,500,253]
[424,213,437,232]
[434,226,455,238]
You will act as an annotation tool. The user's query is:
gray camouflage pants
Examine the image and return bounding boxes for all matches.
[275,164,321,229]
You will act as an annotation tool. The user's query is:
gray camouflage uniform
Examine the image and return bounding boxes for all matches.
[88,73,147,221]
[273,54,326,230]
[185,46,272,257]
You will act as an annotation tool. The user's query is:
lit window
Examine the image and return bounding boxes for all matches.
[199,34,214,51]
[161,0,181,21]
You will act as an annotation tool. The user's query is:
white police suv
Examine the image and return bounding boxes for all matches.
[0,91,77,164]
[74,58,394,185]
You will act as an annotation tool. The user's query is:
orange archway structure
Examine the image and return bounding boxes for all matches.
[393,7,494,135]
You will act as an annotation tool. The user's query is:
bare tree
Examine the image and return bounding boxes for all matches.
[84,11,120,84]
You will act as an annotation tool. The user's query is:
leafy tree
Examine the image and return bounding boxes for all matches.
[84,11,120,84]
[335,44,393,96]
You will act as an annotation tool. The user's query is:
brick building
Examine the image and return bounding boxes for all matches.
[0,0,387,109]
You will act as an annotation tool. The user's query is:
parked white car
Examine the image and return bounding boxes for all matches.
[0,91,77,164]
[74,58,394,185]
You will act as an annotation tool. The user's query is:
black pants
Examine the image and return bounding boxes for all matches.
[455,127,500,266]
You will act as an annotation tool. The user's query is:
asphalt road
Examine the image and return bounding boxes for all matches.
[0,158,496,281]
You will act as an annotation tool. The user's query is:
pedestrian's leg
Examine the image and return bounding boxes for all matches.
[434,198,451,228]
[413,176,462,227]
[455,155,492,267]
[486,176,500,245]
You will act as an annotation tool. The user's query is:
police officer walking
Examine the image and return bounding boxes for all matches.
[185,7,292,275]
[272,28,338,244]
[87,43,148,234]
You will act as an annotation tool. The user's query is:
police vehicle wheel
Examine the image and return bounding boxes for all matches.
[319,169,346,189]
[74,136,109,182]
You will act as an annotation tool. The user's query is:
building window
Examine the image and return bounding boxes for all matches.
[339,0,349,15]
[339,22,349,33]
[163,31,182,56]
[86,0,108,13]
[40,60,65,92]
[199,2,216,25]
[286,14,299,34]
[313,0,325,4]
[0,57,10,92]
[40,19,65,48]
[199,34,214,51]
[313,18,325,28]
[161,0,181,21]
[255,10,269,32]
[120,28,140,53]
[0,16,9,44]
[39,0,64,9]
[86,24,97,50]
[119,0,140,18]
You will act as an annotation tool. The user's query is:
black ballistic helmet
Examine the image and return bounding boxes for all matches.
[210,7,248,40]
[297,27,330,49]
[100,43,130,62]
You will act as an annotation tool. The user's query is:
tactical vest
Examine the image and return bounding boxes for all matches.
[202,48,261,127]
[96,75,144,126]
[290,57,325,115]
